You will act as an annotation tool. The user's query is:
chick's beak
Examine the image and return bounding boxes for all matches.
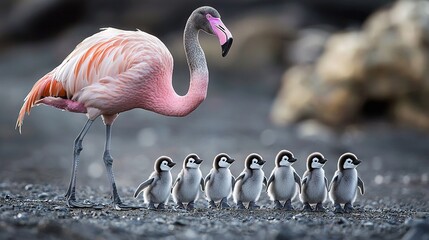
[227,158,235,164]
[168,162,176,168]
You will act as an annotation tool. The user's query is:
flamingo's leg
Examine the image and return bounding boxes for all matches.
[103,124,139,210]
[65,119,94,208]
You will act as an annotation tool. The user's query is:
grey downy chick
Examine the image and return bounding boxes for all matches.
[329,152,365,213]
[205,153,235,209]
[233,153,267,210]
[204,153,235,208]
[172,153,204,210]
[267,150,302,210]
[134,156,176,210]
[300,152,328,212]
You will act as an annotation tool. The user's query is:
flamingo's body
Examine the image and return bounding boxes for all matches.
[16,6,233,209]
[18,28,201,126]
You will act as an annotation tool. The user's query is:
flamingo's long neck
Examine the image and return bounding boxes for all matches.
[164,17,208,117]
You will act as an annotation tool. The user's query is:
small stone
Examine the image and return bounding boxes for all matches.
[292,214,303,221]
[38,220,63,234]
[363,221,374,229]
[404,218,426,227]
[276,224,301,240]
[24,184,33,191]
[364,205,374,210]
[15,212,28,220]
[402,222,429,240]
[173,220,187,226]
[181,229,198,239]
[92,205,104,210]
[38,192,49,199]
[53,206,68,212]
[327,211,335,217]
[336,217,349,225]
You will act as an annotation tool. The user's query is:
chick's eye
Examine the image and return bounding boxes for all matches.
[221,157,226,161]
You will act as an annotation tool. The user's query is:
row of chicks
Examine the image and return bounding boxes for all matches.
[133,150,365,213]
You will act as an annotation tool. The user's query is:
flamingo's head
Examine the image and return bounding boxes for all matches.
[193,6,233,57]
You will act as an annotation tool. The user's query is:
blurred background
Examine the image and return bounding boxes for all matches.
[0,0,428,198]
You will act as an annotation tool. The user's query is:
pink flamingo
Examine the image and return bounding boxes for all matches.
[16,6,233,209]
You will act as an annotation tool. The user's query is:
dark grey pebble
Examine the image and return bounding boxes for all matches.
[276,224,303,240]
[53,206,68,212]
[24,184,33,191]
[37,192,49,199]
[401,222,429,240]
[15,212,28,220]
[363,221,374,229]
[92,205,104,210]
[4,194,12,200]
[173,220,188,226]
[336,217,349,225]
[292,214,303,221]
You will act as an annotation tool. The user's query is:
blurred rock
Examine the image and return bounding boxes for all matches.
[393,98,429,129]
[271,66,315,124]
[287,28,332,65]
[316,32,367,84]
[272,0,429,129]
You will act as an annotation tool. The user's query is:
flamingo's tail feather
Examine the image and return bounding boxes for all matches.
[16,74,66,133]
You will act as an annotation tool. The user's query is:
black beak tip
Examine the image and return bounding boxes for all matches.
[221,38,233,57]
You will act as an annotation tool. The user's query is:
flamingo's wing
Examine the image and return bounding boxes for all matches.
[17,28,172,130]
[54,28,147,95]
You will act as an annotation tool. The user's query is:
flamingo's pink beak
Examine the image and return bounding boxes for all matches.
[207,14,233,57]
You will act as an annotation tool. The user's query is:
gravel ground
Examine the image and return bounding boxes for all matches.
[1,39,429,240]
[0,181,428,240]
